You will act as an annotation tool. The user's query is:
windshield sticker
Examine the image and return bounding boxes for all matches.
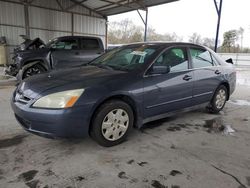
[131,51,147,56]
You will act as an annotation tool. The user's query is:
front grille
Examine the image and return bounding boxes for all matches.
[15,91,31,104]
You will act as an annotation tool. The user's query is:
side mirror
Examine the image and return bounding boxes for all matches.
[226,58,233,64]
[148,65,170,75]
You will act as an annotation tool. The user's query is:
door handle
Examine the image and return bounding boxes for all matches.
[75,52,80,55]
[215,70,221,75]
[183,75,192,81]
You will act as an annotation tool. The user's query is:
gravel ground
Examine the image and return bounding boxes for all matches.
[0,67,250,188]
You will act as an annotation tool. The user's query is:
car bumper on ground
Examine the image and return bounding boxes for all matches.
[11,99,92,138]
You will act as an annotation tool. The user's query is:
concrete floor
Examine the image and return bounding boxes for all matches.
[0,68,250,188]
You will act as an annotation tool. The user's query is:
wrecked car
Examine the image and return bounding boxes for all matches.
[5,36,104,79]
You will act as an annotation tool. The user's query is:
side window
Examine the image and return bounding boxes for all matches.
[81,38,100,50]
[52,39,78,50]
[154,47,189,72]
[190,48,214,68]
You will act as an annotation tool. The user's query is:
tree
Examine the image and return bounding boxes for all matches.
[147,27,182,42]
[237,27,244,50]
[202,37,215,49]
[221,30,238,52]
[108,19,143,44]
[108,19,183,44]
[189,33,202,44]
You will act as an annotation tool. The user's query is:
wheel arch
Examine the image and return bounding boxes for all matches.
[89,94,139,135]
[219,81,230,100]
[23,59,48,70]
[18,60,48,80]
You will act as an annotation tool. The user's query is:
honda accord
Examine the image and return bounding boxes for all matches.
[11,42,236,146]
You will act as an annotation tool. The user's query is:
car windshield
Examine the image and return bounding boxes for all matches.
[90,45,158,71]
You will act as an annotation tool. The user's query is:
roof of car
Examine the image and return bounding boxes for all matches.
[122,41,207,48]
[56,36,101,40]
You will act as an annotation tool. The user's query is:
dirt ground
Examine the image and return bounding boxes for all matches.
[0,67,250,188]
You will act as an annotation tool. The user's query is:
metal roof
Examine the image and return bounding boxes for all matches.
[72,0,179,17]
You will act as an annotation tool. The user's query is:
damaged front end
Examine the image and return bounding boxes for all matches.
[5,36,45,77]
[5,55,19,76]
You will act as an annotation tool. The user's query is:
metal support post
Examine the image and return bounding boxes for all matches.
[137,8,148,42]
[214,0,223,52]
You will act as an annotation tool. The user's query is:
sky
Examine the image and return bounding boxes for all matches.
[108,0,250,47]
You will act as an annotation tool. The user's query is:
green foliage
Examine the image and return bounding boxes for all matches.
[221,30,238,52]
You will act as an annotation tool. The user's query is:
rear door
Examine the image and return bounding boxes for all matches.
[189,47,223,105]
[51,37,84,69]
[78,37,104,64]
[143,47,194,119]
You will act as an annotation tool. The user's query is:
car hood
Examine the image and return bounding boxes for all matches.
[17,66,126,98]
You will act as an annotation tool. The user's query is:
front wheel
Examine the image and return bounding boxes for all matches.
[208,85,228,114]
[22,64,46,79]
[90,100,134,147]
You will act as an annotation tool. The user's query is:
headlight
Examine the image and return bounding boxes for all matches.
[20,44,26,51]
[32,89,84,109]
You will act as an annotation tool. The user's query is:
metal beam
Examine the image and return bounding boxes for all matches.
[95,0,127,11]
[99,0,133,9]
[71,13,74,36]
[137,10,145,25]
[56,0,64,11]
[24,0,30,37]
[214,0,223,52]
[105,18,108,49]
[70,0,105,17]
[144,9,148,42]
[137,9,148,42]
[65,0,87,11]
[98,0,142,14]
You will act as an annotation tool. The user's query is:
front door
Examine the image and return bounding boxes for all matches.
[143,47,194,119]
[50,37,83,69]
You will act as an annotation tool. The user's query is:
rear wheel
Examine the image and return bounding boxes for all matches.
[22,64,46,79]
[90,100,134,147]
[208,85,228,114]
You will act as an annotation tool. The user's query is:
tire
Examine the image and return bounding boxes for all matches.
[22,63,46,79]
[208,85,228,114]
[90,100,134,147]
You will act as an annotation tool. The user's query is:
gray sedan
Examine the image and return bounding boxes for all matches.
[11,42,236,146]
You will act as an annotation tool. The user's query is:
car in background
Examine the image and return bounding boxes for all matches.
[11,42,236,147]
[6,36,104,79]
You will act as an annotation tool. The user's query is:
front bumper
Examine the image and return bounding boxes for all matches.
[5,64,19,77]
[11,99,92,138]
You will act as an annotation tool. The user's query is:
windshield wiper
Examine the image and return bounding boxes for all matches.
[92,64,114,70]
[107,65,130,71]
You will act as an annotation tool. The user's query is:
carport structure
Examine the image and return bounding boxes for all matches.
[0,0,223,62]
[0,0,177,62]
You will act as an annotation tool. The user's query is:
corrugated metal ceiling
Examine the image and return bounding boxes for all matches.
[73,0,179,16]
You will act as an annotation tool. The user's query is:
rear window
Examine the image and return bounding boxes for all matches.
[190,48,214,68]
[81,38,100,50]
